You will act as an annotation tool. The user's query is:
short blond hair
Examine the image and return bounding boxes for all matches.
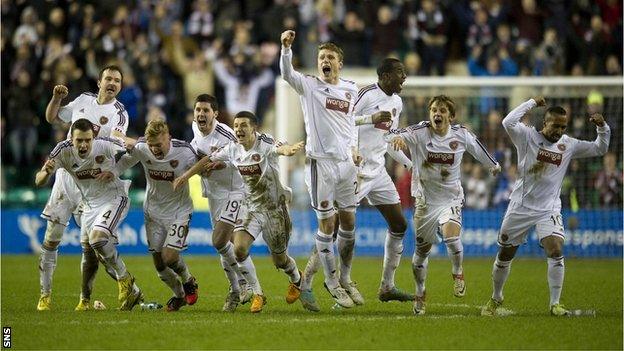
[145,119,169,141]
[318,42,344,62]
[428,95,456,117]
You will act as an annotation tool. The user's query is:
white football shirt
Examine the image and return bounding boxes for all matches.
[353,83,405,178]
[503,99,611,211]
[191,121,245,198]
[212,133,292,212]
[59,92,129,138]
[48,137,130,207]
[387,122,499,205]
[280,46,358,161]
[117,138,197,219]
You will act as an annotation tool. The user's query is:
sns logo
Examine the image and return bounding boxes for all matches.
[325,98,350,114]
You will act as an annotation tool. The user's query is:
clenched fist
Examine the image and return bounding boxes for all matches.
[281,30,295,48]
[53,85,69,99]
[532,96,546,107]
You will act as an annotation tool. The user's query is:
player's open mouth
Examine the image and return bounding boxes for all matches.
[78,149,88,156]
[197,117,207,127]
[106,86,116,93]
[236,133,245,139]
[434,115,443,125]
[154,152,164,159]
[322,66,331,75]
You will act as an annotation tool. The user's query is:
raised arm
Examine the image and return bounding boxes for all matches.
[112,151,140,178]
[502,96,545,144]
[45,85,69,124]
[573,114,611,159]
[279,30,306,95]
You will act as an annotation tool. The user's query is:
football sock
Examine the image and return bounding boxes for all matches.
[169,257,192,282]
[39,245,57,295]
[158,267,184,298]
[218,242,241,292]
[91,239,128,279]
[547,256,565,306]
[301,246,320,291]
[237,256,262,295]
[381,230,404,290]
[80,245,99,300]
[337,227,355,286]
[492,256,512,302]
[315,230,339,289]
[412,251,429,297]
[444,236,464,275]
[282,255,301,283]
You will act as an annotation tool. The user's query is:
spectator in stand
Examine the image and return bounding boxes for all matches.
[468,45,518,115]
[371,5,400,66]
[331,11,367,66]
[7,70,38,167]
[466,6,493,51]
[187,0,215,49]
[532,28,565,76]
[404,51,423,76]
[595,152,623,208]
[511,0,543,47]
[413,0,448,75]
[487,23,517,67]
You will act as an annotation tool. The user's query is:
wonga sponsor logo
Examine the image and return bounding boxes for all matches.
[537,148,562,166]
[325,97,350,113]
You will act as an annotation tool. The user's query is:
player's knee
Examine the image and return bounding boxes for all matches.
[162,250,179,267]
[234,244,249,262]
[390,218,408,233]
[272,253,288,268]
[546,246,563,258]
[416,243,432,257]
[89,230,109,245]
[212,231,229,250]
[497,247,517,261]
[44,222,65,243]
[338,211,355,230]
[43,240,60,251]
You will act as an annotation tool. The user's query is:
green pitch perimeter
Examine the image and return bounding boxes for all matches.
[2,255,621,350]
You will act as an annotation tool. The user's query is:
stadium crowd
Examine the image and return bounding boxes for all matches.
[2,0,622,209]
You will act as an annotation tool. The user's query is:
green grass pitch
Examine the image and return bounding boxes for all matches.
[1,255,621,349]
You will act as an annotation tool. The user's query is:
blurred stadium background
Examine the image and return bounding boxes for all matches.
[1,0,622,258]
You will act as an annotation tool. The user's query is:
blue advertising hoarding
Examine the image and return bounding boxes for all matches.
[1,208,621,257]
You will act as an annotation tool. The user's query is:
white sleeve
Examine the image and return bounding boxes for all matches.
[386,144,412,169]
[352,88,371,124]
[572,124,611,159]
[58,95,82,123]
[384,124,420,146]
[210,144,232,163]
[279,46,306,95]
[113,151,140,177]
[113,105,129,135]
[502,99,536,145]
[464,128,498,167]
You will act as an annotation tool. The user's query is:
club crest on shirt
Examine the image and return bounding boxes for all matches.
[449,141,458,150]
[99,116,109,125]
[536,148,562,166]
[392,108,397,117]
[557,144,566,151]
[95,155,105,164]
[345,92,352,100]
[170,160,179,168]
[252,154,261,162]
[320,200,329,208]
[325,97,350,114]
[92,124,101,137]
